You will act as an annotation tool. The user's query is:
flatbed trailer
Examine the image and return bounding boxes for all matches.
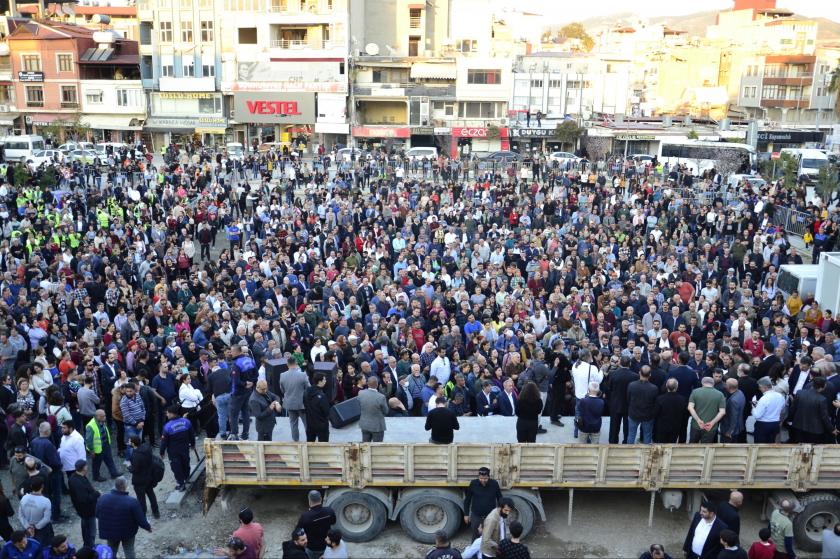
[204,440,840,551]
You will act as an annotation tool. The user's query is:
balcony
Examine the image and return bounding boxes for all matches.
[60,102,80,109]
[269,38,343,53]
[763,76,813,86]
[268,0,335,15]
[409,16,422,29]
[760,99,809,109]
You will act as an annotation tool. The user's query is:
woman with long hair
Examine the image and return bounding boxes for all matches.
[516,381,544,443]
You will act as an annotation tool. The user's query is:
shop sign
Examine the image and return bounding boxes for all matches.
[232,92,316,124]
[433,127,452,135]
[512,128,556,138]
[453,127,487,138]
[145,116,227,130]
[757,130,824,143]
[352,126,410,138]
[615,134,656,141]
[158,92,215,99]
[18,71,44,82]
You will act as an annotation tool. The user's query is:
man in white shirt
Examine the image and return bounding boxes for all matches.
[571,350,603,438]
[430,347,452,386]
[751,377,786,443]
[684,502,725,559]
[58,421,87,483]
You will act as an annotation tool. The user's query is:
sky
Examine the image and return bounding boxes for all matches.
[528,0,840,23]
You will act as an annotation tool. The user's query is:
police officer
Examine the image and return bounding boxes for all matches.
[160,405,195,492]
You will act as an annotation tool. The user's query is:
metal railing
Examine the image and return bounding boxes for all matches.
[771,206,812,237]
[270,38,338,49]
[268,0,334,13]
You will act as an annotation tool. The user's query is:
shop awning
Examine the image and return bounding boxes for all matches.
[410,63,456,80]
[82,114,143,130]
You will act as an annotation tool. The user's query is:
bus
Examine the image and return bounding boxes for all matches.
[658,139,756,176]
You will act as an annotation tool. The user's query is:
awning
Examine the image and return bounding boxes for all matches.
[82,114,144,130]
[410,63,456,80]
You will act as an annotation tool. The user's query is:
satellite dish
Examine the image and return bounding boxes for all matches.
[364,43,379,56]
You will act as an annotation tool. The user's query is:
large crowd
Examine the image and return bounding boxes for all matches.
[0,137,839,558]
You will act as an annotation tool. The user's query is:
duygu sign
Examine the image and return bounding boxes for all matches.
[233,92,316,124]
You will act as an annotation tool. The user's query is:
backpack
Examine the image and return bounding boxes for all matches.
[151,453,166,486]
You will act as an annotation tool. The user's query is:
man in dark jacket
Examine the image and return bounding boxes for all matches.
[788,376,838,443]
[30,423,63,523]
[626,367,659,444]
[463,467,502,538]
[294,490,336,559]
[249,380,282,442]
[68,459,99,548]
[683,501,728,559]
[95,477,151,559]
[128,436,159,519]
[160,406,195,492]
[654,379,688,443]
[425,396,460,444]
[605,356,638,443]
[304,373,330,442]
[281,528,309,559]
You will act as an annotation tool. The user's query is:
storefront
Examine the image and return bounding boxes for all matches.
[231,92,316,154]
[82,115,144,144]
[614,134,656,156]
[351,126,410,151]
[510,127,563,153]
[147,92,227,150]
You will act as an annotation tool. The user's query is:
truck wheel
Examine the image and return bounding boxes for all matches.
[508,496,536,538]
[793,493,840,552]
[330,491,387,543]
[399,496,461,544]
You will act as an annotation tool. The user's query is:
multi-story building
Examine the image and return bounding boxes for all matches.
[218,0,349,150]
[0,17,25,137]
[7,20,143,141]
[17,1,140,42]
[137,0,226,149]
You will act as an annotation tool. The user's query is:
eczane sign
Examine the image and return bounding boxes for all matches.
[233,92,316,124]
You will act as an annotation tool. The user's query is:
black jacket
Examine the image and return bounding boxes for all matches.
[682,513,728,559]
[295,505,337,553]
[627,380,658,422]
[790,388,835,435]
[654,392,688,442]
[425,406,460,444]
[304,386,331,432]
[463,478,502,518]
[281,540,308,559]
[68,473,100,518]
[606,368,638,415]
[130,442,155,487]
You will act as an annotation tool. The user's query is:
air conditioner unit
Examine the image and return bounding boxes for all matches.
[0,105,9,113]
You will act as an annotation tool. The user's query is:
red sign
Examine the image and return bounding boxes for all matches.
[771,151,780,160]
[453,127,487,138]
[352,126,411,138]
[246,100,301,116]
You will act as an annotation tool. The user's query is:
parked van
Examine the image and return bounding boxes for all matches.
[0,135,46,162]
[226,142,245,161]
[780,148,829,184]
[405,147,438,161]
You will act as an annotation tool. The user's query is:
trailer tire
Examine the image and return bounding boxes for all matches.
[793,493,840,552]
[330,491,387,543]
[399,495,461,544]
[508,496,536,538]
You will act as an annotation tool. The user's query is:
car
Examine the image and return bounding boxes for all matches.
[548,151,581,164]
[405,147,438,161]
[26,149,63,168]
[68,149,98,164]
[336,147,366,162]
[483,150,522,163]
[258,141,291,154]
[58,142,95,155]
[726,174,766,189]
[631,154,654,163]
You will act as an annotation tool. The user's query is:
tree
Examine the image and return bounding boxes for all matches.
[829,64,840,115]
[583,135,609,161]
[816,163,840,201]
[558,23,594,52]
[554,120,582,151]
[715,150,746,179]
[687,129,699,140]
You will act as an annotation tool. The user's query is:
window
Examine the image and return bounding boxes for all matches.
[762,85,780,99]
[530,79,543,88]
[57,54,73,72]
[159,21,172,43]
[606,64,617,73]
[458,101,497,118]
[202,63,215,77]
[432,100,455,116]
[199,97,221,114]
[86,90,104,104]
[467,69,501,85]
[409,8,421,29]
[549,79,562,88]
[456,39,477,53]
[117,89,141,107]
[161,54,174,77]
[21,54,41,72]
[0,85,11,103]
[200,20,214,42]
[182,55,195,77]
[181,20,193,42]
[239,27,257,44]
[60,85,78,108]
[25,85,44,107]
[408,36,420,57]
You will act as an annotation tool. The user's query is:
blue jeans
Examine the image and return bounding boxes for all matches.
[574,397,582,437]
[124,425,142,460]
[627,418,654,444]
[215,393,231,437]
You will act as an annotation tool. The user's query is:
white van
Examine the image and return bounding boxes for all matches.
[1,135,46,162]
[781,148,829,183]
[405,147,438,162]
[226,142,245,161]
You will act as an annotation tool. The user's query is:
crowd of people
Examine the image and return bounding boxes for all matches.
[0,135,839,557]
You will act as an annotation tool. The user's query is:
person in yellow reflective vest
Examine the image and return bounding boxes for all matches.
[97,209,110,229]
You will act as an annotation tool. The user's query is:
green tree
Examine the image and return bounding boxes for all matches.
[829,64,840,115]
[13,163,29,186]
[555,120,582,150]
[817,163,840,201]
[687,129,699,140]
[558,23,594,52]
